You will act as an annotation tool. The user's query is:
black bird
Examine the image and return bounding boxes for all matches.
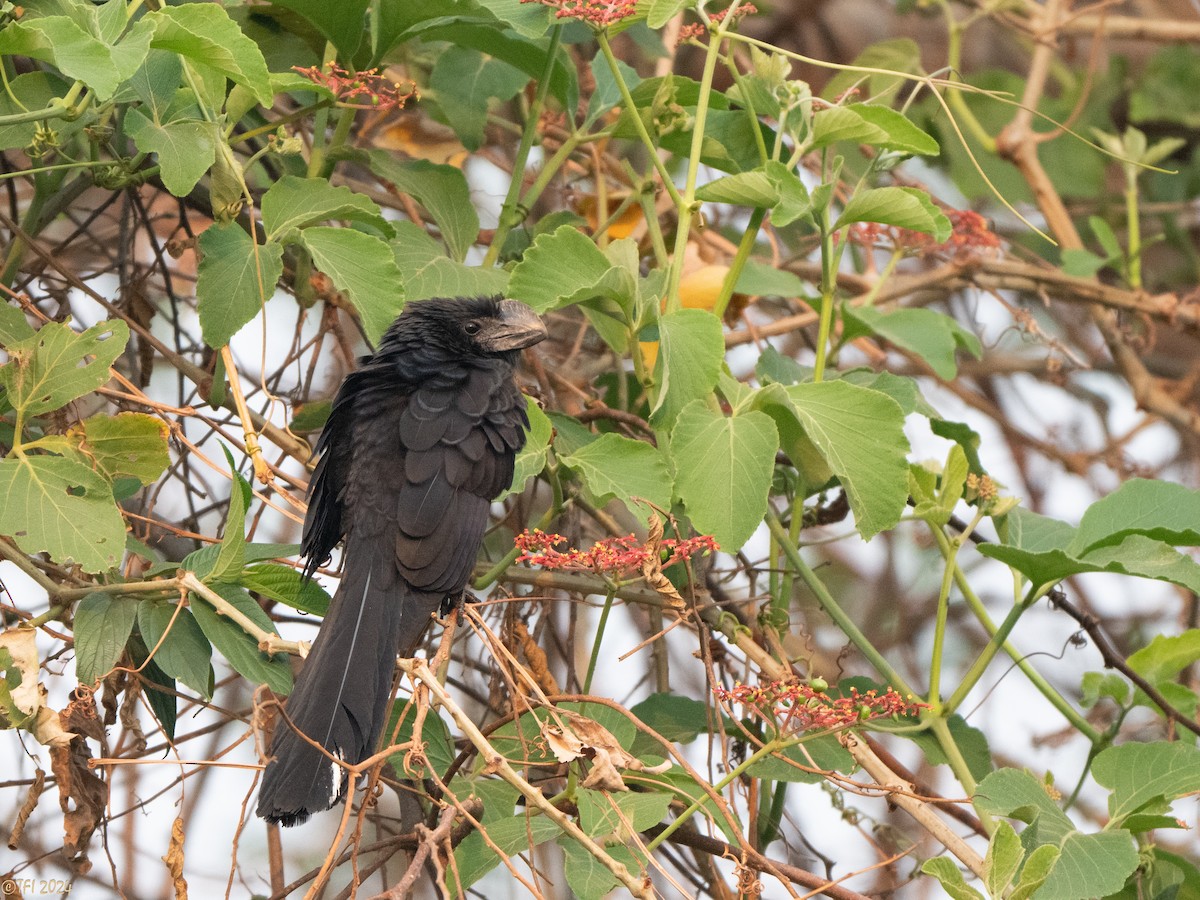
[257,296,546,826]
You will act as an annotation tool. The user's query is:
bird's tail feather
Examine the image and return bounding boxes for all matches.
[256,549,440,826]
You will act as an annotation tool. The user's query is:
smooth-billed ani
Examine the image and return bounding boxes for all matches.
[256,296,546,826]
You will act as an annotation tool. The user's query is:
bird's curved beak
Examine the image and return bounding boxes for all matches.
[483,299,548,352]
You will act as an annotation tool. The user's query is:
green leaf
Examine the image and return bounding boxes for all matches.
[670,402,778,551]
[986,821,1026,898]
[209,451,251,584]
[1080,671,1130,708]
[1127,630,1200,684]
[1061,248,1108,278]
[70,412,170,485]
[241,563,331,617]
[300,227,406,344]
[0,301,34,345]
[974,768,1076,845]
[418,21,575,114]
[561,837,642,900]
[745,734,855,784]
[260,176,391,242]
[0,318,128,417]
[835,187,952,241]
[1009,844,1060,900]
[629,693,709,744]
[1034,831,1139,900]
[1092,742,1200,827]
[1072,479,1200,553]
[385,702,456,778]
[500,398,552,500]
[508,225,616,313]
[847,104,940,155]
[189,583,292,696]
[844,306,982,380]
[74,593,138,684]
[650,309,725,427]
[811,106,886,150]
[763,161,812,226]
[695,170,780,207]
[450,813,561,891]
[559,433,672,526]
[823,39,924,102]
[136,600,214,699]
[735,261,809,300]
[920,857,986,900]
[128,638,176,739]
[909,714,993,783]
[195,223,284,349]
[576,787,671,838]
[429,45,529,150]
[1129,46,1200,129]
[400,257,509,304]
[0,17,122,100]
[783,381,910,539]
[586,52,640,127]
[148,4,273,106]
[267,0,368,57]
[124,109,215,197]
[0,455,125,573]
[360,151,480,261]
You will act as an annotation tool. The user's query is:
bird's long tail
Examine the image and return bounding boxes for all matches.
[256,549,440,826]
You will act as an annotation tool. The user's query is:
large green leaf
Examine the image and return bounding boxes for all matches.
[507,225,616,313]
[429,45,529,150]
[670,402,778,550]
[74,592,138,684]
[137,600,214,699]
[1072,479,1200,553]
[0,318,128,417]
[1033,832,1139,900]
[558,433,673,526]
[190,583,292,695]
[0,456,125,572]
[844,306,981,380]
[300,227,406,343]
[360,152,480,261]
[124,109,216,197]
[148,4,273,106]
[400,257,509,304]
[450,814,562,891]
[69,412,171,485]
[649,310,725,428]
[835,187,951,241]
[196,223,284,348]
[1092,742,1200,827]
[260,176,390,242]
[783,381,910,539]
[241,563,331,618]
[0,17,123,100]
[267,0,368,57]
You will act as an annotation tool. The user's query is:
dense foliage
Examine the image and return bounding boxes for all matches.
[2,0,1199,897]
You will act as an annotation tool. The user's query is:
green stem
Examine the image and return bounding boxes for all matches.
[1124,168,1141,289]
[712,207,765,321]
[582,586,618,694]
[765,511,913,694]
[595,34,684,211]
[811,216,837,382]
[940,1,996,153]
[485,25,564,267]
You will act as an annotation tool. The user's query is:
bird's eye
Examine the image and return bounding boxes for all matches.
[463,322,481,336]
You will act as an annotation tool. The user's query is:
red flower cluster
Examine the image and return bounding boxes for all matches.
[678,3,759,42]
[293,64,417,112]
[849,208,1002,257]
[520,0,637,27]
[714,680,925,733]
[515,529,718,575]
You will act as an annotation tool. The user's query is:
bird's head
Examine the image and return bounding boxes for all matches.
[391,295,547,358]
